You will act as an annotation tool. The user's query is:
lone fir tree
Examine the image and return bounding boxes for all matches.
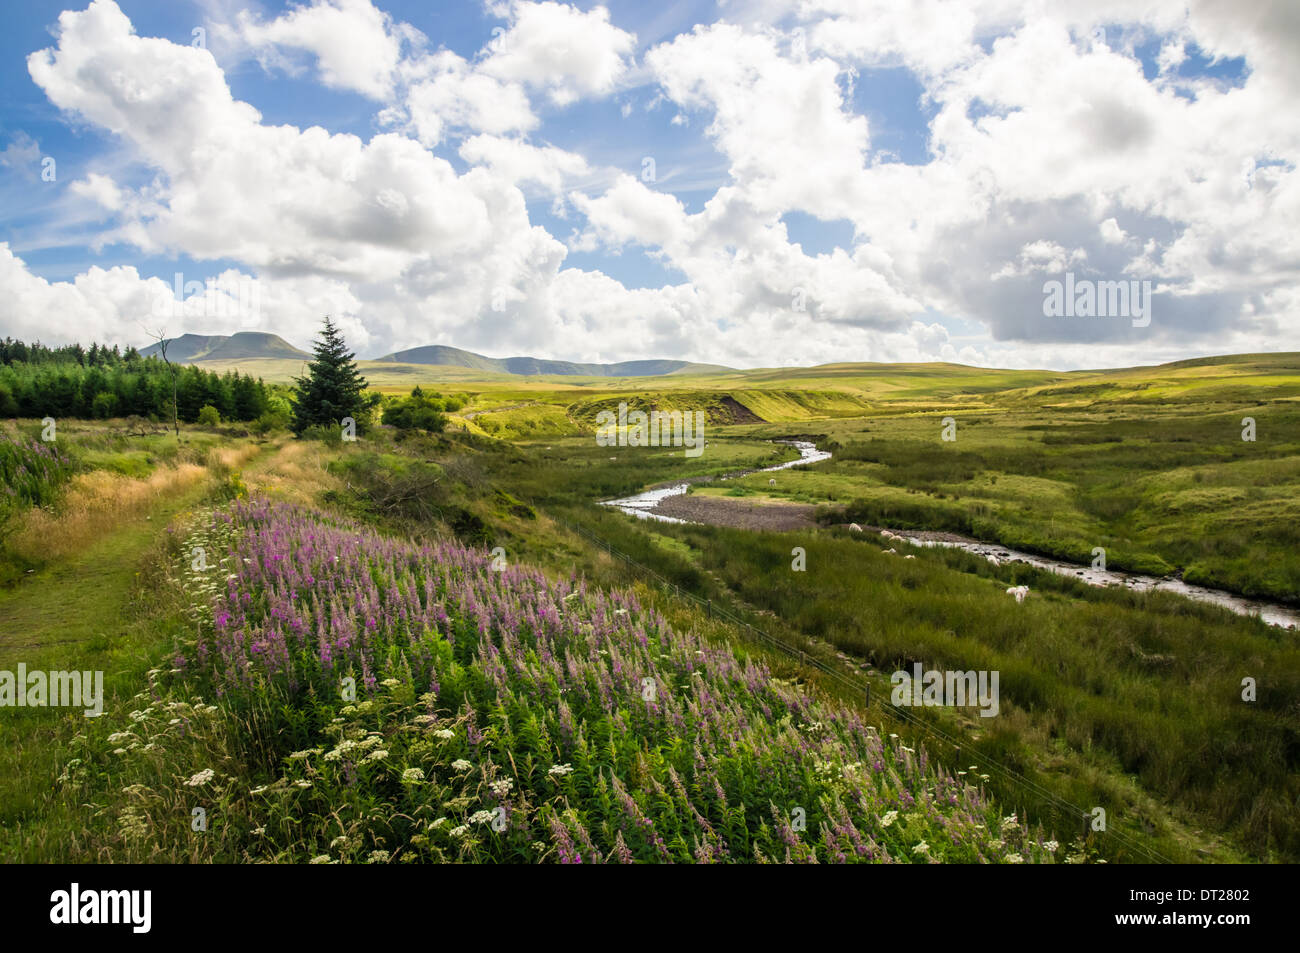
[291,316,369,435]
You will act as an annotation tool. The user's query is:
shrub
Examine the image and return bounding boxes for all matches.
[300,423,344,447]
[91,391,119,419]
[197,404,222,427]
[254,408,291,435]
[383,386,449,433]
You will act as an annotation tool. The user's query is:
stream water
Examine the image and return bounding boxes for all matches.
[600,440,1299,629]
[599,440,830,524]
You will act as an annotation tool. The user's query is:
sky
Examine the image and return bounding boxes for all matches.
[0,0,1296,369]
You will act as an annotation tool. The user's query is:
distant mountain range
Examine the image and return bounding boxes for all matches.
[141,332,310,363]
[143,333,730,377]
[374,344,729,377]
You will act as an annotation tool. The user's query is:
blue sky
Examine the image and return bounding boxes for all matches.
[0,0,1296,368]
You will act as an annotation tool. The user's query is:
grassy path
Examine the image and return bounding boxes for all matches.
[0,439,285,858]
[0,490,203,660]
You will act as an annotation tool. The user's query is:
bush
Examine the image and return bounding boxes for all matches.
[197,404,222,427]
[254,409,290,435]
[383,386,449,433]
[91,391,119,419]
[300,424,344,447]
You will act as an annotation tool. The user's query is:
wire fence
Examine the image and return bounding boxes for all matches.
[550,510,1173,864]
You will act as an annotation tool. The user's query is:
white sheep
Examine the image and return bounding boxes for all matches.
[1006,585,1029,603]
[882,548,897,554]
[904,555,915,560]
[986,554,1001,567]
[848,523,863,532]
[768,478,777,487]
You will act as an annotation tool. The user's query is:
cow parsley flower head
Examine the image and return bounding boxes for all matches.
[184,768,215,787]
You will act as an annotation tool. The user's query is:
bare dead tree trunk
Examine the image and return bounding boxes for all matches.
[143,325,180,439]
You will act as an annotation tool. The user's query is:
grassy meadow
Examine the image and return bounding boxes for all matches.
[1,351,1298,863]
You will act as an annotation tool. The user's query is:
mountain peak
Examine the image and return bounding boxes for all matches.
[141,331,310,363]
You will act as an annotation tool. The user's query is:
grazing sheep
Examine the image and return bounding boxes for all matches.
[1006,585,1029,603]
[882,548,897,554]
[768,478,777,487]
[848,523,863,532]
[986,554,1001,567]
[904,555,915,560]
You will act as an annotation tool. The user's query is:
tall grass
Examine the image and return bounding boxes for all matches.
[58,499,1073,863]
[588,515,1300,860]
[0,432,72,516]
[5,464,209,566]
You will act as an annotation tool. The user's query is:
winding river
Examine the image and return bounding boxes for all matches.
[600,439,1300,630]
[600,440,831,524]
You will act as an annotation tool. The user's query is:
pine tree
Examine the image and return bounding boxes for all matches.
[291,316,369,435]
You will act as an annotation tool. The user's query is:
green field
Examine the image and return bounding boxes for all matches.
[2,351,1298,863]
